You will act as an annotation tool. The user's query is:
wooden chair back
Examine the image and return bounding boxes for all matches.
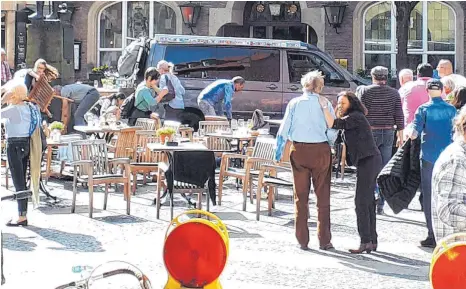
[114,127,141,159]
[199,121,231,151]
[135,118,158,130]
[71,139,109,177]
[204,115,228,121]
[250,137,277,169]
[134,130,164,163]
[163,120,181,133]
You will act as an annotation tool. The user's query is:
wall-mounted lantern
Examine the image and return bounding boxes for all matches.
[179,2,202,34]
[323,2,347,34]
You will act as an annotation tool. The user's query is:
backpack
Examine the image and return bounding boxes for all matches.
[117,37,148,78]
[119,93,136,119]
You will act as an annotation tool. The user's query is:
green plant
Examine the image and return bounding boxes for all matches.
[91,65,109,73]
[156,127,176,137]
[49,121,65,131]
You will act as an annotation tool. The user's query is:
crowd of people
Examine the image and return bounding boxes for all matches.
[276,60,466,253]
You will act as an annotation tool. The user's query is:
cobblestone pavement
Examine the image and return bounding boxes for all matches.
[1,172,433,289]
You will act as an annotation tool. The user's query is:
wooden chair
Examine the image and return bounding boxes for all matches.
[255,141,293,220]
[218,137,276,210]
[1,124,8,189]
[70,139,131,218]
[162,120,181,132]
[129,130,165,194]
[199,121,234,156]
[111,127,141,159]
[135,118,159,130]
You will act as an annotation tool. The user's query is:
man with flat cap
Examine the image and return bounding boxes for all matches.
[356,66,405,215]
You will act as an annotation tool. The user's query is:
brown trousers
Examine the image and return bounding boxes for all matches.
[290,142,332,247]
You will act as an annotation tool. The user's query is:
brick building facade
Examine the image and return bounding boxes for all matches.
[2,1,465,81]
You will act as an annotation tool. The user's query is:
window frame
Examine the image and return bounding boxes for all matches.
[97,1,175,66]
[286,51,349,88]
[362,1,456,75]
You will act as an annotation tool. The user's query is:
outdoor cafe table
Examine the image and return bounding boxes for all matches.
[147,142,210,212]
[205,132,257,154]
[74,125,127,140]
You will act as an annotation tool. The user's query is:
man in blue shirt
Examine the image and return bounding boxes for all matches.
[275,71,337,251]
[409,78,457,248]
[197,76,245,120]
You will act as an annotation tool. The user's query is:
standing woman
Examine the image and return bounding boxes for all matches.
[156,60,185,122]
[320,91,382,253]
[25,58,59,92]
[1,82,43,226]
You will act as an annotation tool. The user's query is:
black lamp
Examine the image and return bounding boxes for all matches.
[323,2,347,34]
[179,2,202,34]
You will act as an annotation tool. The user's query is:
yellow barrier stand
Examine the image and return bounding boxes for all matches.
[430,233,466,289]
[163,210,229,289]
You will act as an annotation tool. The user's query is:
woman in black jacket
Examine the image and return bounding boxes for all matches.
[320,91,382,254]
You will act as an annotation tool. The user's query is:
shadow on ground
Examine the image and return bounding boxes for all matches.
[24,226,104,253]
[3,233,37,252]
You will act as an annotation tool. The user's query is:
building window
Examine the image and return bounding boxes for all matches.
[98,1,177,67]
[363,1,456,75]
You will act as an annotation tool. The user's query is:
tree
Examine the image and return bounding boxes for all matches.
[395,1,419,79]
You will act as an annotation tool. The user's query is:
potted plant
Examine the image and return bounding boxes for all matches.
[89,65,110,87]
[49,121,65,142]
[156,127,177,144]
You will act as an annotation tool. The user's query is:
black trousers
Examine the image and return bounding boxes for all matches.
[355,154,382,244]
[6,137,30,216]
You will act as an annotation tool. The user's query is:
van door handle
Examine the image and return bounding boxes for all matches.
[287,85,299,91]
[266,84,278,90]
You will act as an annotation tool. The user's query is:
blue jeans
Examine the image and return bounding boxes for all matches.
[372,129,395,208]
[421,159,435,238]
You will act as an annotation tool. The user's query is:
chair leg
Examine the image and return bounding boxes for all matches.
[268,185,274,217]
[88,181,94,218]
[218,171,224,206]
[249,176,254,204]
[242,178,248,212]
[256,182,263,221]
[197,192,202,218]
[125,181,130,215]
[156,169,161,219]
[143,173,147,185]
[103,184,109,210]
[132,172,137,195]
[71,174,77,214]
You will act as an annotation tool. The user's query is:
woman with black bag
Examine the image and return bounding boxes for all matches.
[156,60,185,122]
[128,68,161,126]
[320,91,382,254]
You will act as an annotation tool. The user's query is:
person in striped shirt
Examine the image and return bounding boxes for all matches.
[356,66,404,215]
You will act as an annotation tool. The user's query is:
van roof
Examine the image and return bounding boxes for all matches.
[152,34,318,51]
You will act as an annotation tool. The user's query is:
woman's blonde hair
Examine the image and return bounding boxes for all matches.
[453,105,466,141]
[4,81,28,105]
[301,70,325,93]
[33,58,59,79]
[156,60,174,74]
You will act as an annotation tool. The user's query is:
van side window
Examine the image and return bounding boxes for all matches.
[214,47,280,82]
[164,45,216,79]
[287,52,348,87]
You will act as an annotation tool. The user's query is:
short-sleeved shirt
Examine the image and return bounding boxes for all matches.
[159,74,185,109]
[1,104,32,138]
[135,84,156,112]
[61,84,94,103]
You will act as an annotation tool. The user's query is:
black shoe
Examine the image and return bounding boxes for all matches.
[6,219,28,227]
[299,245,310,251]
[420,237,436,248]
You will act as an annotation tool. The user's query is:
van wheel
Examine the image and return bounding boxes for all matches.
[179,108,204,132]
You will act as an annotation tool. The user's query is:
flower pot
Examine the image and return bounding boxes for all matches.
[160,134,173,144]
[89,72,104,87]
[51,129,62,142]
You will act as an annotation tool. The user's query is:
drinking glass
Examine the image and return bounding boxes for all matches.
[231,119,238,131]
[247,119,253,129]
[199,128,205,137]
[238,119,245,128]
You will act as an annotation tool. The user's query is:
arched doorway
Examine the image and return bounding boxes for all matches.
[218,1,318,46]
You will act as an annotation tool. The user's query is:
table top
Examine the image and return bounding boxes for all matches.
[74,125,126,133]
[205,132,257,140]
[265,119,283,125]
[147,142,208,151]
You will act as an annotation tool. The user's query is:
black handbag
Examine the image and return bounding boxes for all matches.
[160,74,176,103]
